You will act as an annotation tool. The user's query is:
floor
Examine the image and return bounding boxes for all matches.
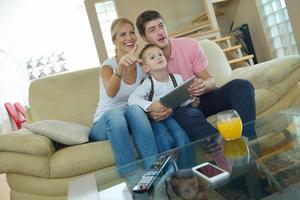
[0,174,10,200]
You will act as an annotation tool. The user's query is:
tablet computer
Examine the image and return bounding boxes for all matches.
[160,76,195,109]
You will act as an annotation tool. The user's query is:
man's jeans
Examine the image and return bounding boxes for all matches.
[175,79,256,141]
[89,105,158,175]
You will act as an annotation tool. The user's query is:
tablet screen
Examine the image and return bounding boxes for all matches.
[160,76,195,109]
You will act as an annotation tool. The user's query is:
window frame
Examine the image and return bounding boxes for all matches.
[95,0,118,58]
[255,0,299,58]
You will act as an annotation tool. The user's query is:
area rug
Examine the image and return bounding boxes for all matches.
[261,144,300,187]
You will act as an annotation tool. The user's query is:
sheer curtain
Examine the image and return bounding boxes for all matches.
[0,38,28,133]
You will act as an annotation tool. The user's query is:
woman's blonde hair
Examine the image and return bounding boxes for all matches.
[111,18,135,42]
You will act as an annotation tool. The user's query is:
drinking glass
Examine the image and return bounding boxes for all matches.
[217,109,243,140]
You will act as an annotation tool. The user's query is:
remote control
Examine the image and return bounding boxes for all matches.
[132,151,173,193]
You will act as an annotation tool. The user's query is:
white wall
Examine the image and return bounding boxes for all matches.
[85,0,205,62]
[216,0,272,62]
[115,0,275,63]
[114,0,205,33]
[236,0,272,62]
[0,0,99,71]
[86,0,299,63]
[230,0,300,61]
[0,0,101,132]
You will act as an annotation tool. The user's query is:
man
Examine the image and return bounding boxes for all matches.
[135,10,256,141]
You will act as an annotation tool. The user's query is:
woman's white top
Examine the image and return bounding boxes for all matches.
[128,74,187,111]
[93,57,145,123]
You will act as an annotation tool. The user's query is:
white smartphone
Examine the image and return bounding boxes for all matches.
[192,162,230,184]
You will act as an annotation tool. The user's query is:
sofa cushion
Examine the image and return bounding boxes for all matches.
[50,141,115,178]
[255,88,278,114]
[199,40,232,86]
[7,167,120,198]
[0,129,55,156]
[0,152,49,178]
[25,120,90,145]
[28,67,100,127]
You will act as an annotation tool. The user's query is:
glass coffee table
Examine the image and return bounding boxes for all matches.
[68,104,300,200]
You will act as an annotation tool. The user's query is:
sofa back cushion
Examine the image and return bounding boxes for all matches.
[27,41,230,127]
[29,67,100,127]
[199,40,232,86]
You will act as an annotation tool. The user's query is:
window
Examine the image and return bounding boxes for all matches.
[258,0,299,57]
[95,0,118,58]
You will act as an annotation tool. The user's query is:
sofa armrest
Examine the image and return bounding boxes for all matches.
[231,55,300,115]
[0,128,55,156]
[231,55,300,88]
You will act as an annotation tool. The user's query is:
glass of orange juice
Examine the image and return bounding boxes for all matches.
[217,110,242,140]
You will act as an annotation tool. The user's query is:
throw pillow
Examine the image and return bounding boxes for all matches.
[24,120,90,145]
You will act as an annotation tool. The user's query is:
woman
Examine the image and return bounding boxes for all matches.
[89,18,157,176]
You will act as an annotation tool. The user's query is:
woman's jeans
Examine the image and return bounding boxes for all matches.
[150,115,195,169]
[89,105,158,175]
[175,79,256,141]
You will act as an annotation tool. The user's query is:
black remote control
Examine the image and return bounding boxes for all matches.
[132,151,173,193]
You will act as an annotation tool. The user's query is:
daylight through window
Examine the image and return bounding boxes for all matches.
[95,0,118,58]
[259,0,299,57]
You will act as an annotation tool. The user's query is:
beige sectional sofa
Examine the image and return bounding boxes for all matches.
[1,39,300,200]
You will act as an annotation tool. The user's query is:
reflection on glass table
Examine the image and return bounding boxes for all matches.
[68,104,300,200]
[152,136,258,200]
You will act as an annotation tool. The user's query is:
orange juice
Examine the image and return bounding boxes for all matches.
[224,138,248,159]
[217,117,242,140]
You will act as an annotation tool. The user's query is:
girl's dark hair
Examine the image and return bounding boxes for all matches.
[136,10,163,36]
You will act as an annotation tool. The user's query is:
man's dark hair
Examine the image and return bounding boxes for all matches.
[136,10,164,36]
